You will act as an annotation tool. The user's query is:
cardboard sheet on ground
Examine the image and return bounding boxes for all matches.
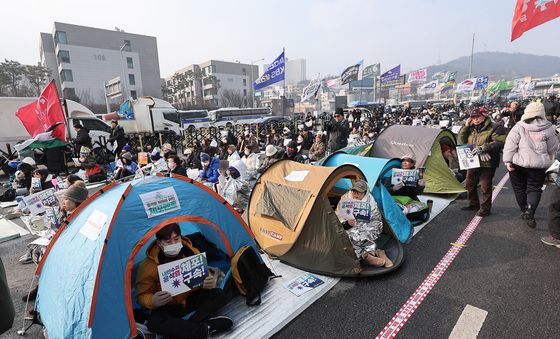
[215,256,339,339]
[412,194,459,237]
[0,218,30,243]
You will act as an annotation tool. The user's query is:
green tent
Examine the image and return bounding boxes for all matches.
[368,125,465,194]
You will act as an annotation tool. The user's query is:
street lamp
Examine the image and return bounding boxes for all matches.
[119,42,129,101]
[251,58,265,108]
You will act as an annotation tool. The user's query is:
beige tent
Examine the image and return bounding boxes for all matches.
[247,160,403,277]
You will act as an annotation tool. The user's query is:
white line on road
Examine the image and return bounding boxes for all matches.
[449,305,488,339]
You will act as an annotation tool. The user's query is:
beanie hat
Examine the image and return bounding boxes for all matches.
[123,144,131,152]
[122,152,133,161]
[200,152,210,163]
[440,144,451,154]
[265,145,278,157]
[63,185,89,204]
[22,157,36,167]
[401,153,416,163]
[521,102,546,121]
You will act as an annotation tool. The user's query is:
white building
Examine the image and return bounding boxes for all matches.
[40,22,162,109]
[165,60,258,108]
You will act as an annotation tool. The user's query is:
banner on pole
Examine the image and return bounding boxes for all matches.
[254,52,285,90]
[407,68,427,83]
[340,61,363,85]
[380,65,401,84]
[362,63,380,78]
[301,78,321,102]
[456,78,477,92]
[512,0,560,41]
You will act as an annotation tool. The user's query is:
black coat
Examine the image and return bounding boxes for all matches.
[171,165,187,176]
[326,119,350,151]
[75,128,92,149]
[0,257,14,335]
[108,125,126,147]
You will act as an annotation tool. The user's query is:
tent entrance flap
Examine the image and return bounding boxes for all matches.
[255,182,312,230]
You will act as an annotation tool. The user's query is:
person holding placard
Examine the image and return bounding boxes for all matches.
[458,107,507,217]
[336,180,392,268]
[135,223,232,338]
[386,154,425,201]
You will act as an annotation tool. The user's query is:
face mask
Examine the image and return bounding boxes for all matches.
[160,242,182,257]
[244,150,250,156]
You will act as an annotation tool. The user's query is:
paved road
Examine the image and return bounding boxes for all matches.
[1,167,559,338]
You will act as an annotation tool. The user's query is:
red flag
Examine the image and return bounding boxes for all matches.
[512,0,560,41]
[16,80,66,141]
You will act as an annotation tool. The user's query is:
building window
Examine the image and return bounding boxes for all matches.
[130,90,137,99]
[127,57,133,69]
[63,88,76,99]
[60,69,73,82]
[243,78,247,86]
[128,74,136,85]
[57,50,71,63]
[123,40,131,52]
[242,68,246,75]
[243,89,247,96]
[55,31,67,45]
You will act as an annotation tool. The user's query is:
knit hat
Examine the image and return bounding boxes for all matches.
[63,185,89,204]
[200,152,210,163]
[265,145,278,157]
[122,152,132,161]
[22,157,36,167]
[352,179,368,193]
[521,102,546,121]
[401,153,416,163]
[440,144,451,154]
[228,166,241,179]
[123,144,131,152]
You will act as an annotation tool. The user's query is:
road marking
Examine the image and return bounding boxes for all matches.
[449,305,488,339]
[376,173,509,339]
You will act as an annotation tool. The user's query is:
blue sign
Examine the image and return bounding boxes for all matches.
[380,65,401,84]
[474,76,489,90]
[254,52,285,90]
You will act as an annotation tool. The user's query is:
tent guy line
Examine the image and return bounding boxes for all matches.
[375,173,509,339]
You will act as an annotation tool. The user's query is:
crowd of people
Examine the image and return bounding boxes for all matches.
[2,94,560,338]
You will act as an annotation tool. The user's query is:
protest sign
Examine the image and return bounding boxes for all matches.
[391,169,419,187]
[139,187,181,218]
[457,145,481,170]
[22,188,57,215]
[339,198,371,222]
[137,152,149,165]
[285,273,325,297]
[79,210,109,241]
[158,252,208,296]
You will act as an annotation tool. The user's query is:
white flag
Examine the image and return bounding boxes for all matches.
[301,78,321,102]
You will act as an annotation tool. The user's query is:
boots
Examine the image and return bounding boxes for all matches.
[362,252,386,267]
[376,249,394,268]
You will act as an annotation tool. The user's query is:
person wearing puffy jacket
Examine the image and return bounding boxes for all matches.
[542,148,560,248]
[503,102,559,228]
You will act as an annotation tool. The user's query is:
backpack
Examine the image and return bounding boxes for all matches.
[231,246,276,306]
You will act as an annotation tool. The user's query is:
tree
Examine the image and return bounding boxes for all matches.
[25,63,51,96]
[0,59,25,96]
[0,68,10,96]
[220,89,244,108]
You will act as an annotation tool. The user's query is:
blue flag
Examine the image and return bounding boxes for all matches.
[474,76,489,90]
[380,65,401,84]
[254,52,285,90]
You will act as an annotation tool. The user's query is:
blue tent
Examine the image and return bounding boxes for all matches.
[36,176,258,339]
[321,152,412,243]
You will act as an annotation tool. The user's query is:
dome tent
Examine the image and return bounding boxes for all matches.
[36,175,260,338]
[369,125,466,194]
[319,152,413,243]
[247,160,403,277]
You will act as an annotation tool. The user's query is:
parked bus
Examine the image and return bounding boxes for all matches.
[208,107,272,127]
[178,109,212,131]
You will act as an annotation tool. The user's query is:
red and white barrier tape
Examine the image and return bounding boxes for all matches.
[376,173,510,339]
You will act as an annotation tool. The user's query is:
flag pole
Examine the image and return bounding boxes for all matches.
[468,32,475,79]
[282,47,286,117]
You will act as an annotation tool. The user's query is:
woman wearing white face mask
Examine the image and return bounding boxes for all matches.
[135,223,232,338]
[241,145,260,179]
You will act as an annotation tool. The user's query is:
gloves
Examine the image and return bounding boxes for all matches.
[479,153,491,162]
[151,291,172,308]
[418,179,425,187]
[202,270,218,290]
[471,144,490,155]
[392,182,404,191]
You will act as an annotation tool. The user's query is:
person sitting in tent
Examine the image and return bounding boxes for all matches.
[217,163,250,213]
[114,152,138,180]
[199,153,220,184]
[135,223,233,338]
[440,143,464,182]
[60,182,89,223]
[336,180,393,268]
[387,154,425,201]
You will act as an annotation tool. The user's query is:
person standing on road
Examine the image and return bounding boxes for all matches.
[500,101,523,129]
[108,119,126,155]
[73,123,92,155]
[458,107,507,217]
[542,147,560,248]
[326,108,350,152]
[503,102,558,228]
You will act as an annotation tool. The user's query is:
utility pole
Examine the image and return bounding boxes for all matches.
[468,33,475,79]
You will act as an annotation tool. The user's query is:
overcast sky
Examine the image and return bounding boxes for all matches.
[1,0,559,78]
